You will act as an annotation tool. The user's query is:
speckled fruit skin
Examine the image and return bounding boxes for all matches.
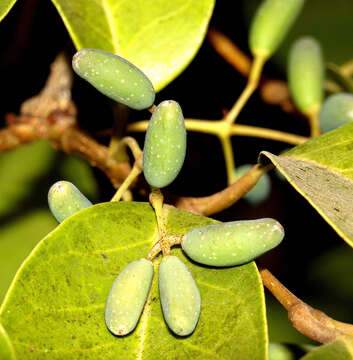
[249,0,305,59]
[105,258,153,336]
[159,255,201,336]
[319,93,353,133]
[143,100,186,188]
[72,49,155,110]
[182,218,284,267]
[288,37,324,114]
[48,181,92,223]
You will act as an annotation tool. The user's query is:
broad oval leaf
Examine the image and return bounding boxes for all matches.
[259,122,353,247]
[0,0,17,22]
[300,337,353,360]
[51,0,215,91]
[0,202,267,359]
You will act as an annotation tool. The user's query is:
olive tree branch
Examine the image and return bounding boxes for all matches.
[0,53,132,189]
[260,268,353,344]
[174,164,273,215]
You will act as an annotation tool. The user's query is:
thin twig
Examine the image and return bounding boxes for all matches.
[207,28,295,113]
[260,268,353,344]
[224,55,266,124]
[128,119,309,145]
[175,164,273,215]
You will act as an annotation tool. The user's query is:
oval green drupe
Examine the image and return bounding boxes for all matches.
[72,49,155,110]
[159,255,201,336]
[48,181,92,223]
[288,37,324,114]
[105,258,154,336]
[234,164,271,205]
[319,93,353,133]
[143,100,187,188]
[249,0,305,59]
[182,218,284,267]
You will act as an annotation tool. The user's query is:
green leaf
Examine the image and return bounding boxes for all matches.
[0,141,56,217]
[0,210,57,303]
[51,0,215,91]
[0,322,16,360]
[259,122,353,247]
[300,337,353,360]
[0,0,17,22]
[0,202,267,359]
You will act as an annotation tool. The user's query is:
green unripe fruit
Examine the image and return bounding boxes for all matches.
[288,37,324,114]
[182,218,284,267]
[48,181,92,223]
[269,343,295,360]
[319,93,353,132]
[234,164,271,205]
[249,0,305,59]
[72,49,155,110]
[105,258,153,336]
[159,255,201,336]
[143,100,186,188]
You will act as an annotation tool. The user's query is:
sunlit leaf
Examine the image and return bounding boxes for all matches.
[260,122,353,247]
[0,0,17,22]
[51,0,215,91]
[0,142,99,303]
[0,202,267,359]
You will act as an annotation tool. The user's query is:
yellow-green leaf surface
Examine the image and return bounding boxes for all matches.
[0,202,267,359]
[300,337,353,360]
[259,122,353,247]
[0,323,16,360]
[0,0,17,22]
[0,142,98,303]
[51,0,215,91]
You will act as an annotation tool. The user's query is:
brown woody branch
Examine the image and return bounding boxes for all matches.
[260,268,353,344]
[0,52,273,215]
[175,164,273,215]
[1,53,131,189]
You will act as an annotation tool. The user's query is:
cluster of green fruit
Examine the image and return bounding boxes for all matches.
[55,25,293,338]
[72,48,186,189]
[249,0,353,135]
[288,35,353,133]
[48,181,284,336]
[67,44,288,338]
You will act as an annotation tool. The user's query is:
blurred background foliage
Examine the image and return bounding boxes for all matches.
[0,0,352,349]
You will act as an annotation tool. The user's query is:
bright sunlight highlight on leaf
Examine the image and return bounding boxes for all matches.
[51,0,215,91]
